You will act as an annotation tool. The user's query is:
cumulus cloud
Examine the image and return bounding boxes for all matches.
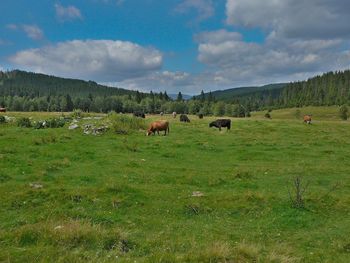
[10,40,163,81]
[55,3,83,22]
[196,29,350,87]
[6,24,44,40]
[175,0,214,23]
[226,0,350,40]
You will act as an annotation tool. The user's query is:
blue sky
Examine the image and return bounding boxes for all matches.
[1,0,350,94]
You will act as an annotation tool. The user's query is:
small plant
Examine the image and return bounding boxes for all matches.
[288,176,309,208]
[71,109,83,119]
[339,105,348,120]
[110,114,146,135]
[264,112,271,119]
[17,117,32,128]
[0,115,6,124]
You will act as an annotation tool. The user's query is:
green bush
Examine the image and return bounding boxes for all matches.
[264,113,271,119]
[339,105,348,120]
[71,109,83,119]
[17,117,32,128]
[110,114,147,134]
[0,116,5,124]
[34,118,66,129]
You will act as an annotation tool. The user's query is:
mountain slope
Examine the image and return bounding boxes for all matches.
[206,83,286,102]
[0,70,139,98]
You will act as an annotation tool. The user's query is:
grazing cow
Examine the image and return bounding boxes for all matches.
[172,112,177,118]
[180,114,190,123]
[303,115,312,124]
[0,108,6,113]
[160,112,164,116]
[147,120,170,136]
[133,112,145,118]
[209,119,231,131]
[198,113,204,119]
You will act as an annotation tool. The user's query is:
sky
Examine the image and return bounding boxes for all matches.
[1,0,350,94]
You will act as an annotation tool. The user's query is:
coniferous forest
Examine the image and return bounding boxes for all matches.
[0,69,349,116]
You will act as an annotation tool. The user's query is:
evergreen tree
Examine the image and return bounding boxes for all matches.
[177,92,183,101]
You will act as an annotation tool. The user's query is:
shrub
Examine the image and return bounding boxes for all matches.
[71,109,83,119]
[110,114,147,134]
[17,117,32,128]
[264,112,271,119]
[34,118,66,129]
[0,116,5,124]
[339,105,348,120]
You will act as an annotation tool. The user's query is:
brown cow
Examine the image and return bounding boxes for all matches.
[147,121,170,136]
[303,115,312,124]
[0,108,6,113]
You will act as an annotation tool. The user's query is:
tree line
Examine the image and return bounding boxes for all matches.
[219,70,350,111]
[0,70,250,117]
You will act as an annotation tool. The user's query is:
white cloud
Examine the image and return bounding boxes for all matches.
[21,25,44,40]
[6,24,44,40]
[196,29,350,87]
[226,0,350,40]
[10,40,163,82]
[55,3,83,22]
[175,0,214,23]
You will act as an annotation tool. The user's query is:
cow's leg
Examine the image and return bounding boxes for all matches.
[219,125,221,131]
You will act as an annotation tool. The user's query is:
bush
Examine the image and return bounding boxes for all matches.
[71,109,83,119]
[0,116,5,124]
[110,114,147,134]
[339,105,348,120]
[264,113,271,119]
[34,118,66,129]
[17,117,32,128]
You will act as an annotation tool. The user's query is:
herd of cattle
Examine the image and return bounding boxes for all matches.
[0,107,312,136]
[142,112,313,136]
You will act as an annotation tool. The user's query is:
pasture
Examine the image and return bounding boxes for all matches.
[0,108,350,262]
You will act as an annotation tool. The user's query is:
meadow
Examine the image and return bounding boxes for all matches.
[0,107,350,262]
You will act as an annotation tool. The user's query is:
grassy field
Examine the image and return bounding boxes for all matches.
[0,108,350,262]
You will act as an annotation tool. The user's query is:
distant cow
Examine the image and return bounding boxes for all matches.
[147,120,170,136]
[0,108,6,113]
[198,113,204,119]
[180,114,190,123]
[209,119,231,131]
[160,112,164,116]
[303,115,312,124]
[172,112,177,118]
[133,112,145,118]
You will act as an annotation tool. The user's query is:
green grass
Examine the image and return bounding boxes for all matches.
[1,108,350,262]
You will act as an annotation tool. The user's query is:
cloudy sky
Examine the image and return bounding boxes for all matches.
[1,0,350,94]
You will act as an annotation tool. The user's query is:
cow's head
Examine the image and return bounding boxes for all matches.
[209,122,214,127]
[146,129,152,136]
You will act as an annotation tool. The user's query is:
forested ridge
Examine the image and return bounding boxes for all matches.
[207,70,350,111]
[0,69,349,115]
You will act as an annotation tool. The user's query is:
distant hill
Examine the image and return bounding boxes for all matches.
[198,70,350,110]
[0,70,140,98]
[204,83,286,102]
[168,93,192,100]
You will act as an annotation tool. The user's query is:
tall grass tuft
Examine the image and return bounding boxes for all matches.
[109,114,147,134]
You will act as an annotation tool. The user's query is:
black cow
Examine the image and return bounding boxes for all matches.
[209,119,231,131]
[133,112,145,118]
[198,113,204,119]
[180,114,190,123]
